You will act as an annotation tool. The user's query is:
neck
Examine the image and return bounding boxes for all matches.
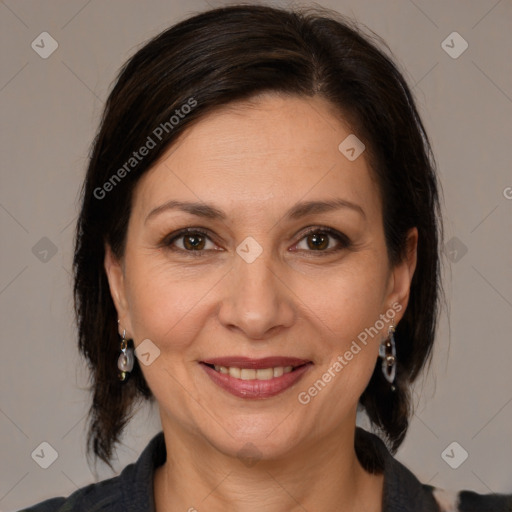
[154,419,383,512]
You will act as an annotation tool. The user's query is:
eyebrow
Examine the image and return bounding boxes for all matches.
[144,198,366,225]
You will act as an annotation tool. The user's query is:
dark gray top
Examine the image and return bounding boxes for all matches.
[20,427,512,511]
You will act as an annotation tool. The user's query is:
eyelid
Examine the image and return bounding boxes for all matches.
[162,227,219,253]
[291,225,352,252]
[162,225,351,254]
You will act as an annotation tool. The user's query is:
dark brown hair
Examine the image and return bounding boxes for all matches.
[73,3,443,469]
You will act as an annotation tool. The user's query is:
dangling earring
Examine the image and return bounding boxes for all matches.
[379,324,397,391]
[117,322,134,381]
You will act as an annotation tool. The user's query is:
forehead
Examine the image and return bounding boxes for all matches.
[133,94,381,223]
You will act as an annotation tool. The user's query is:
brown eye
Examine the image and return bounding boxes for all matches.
[182,233,206,250]
[165,229,216,253]
[305,232,329,250]
[294,227,351,253]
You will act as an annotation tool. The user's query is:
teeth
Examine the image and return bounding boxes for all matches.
[254,368,273,380]
[212,365,294,380]
[240,368,256,380]
[273,366,284,378]
[228,367,241,378]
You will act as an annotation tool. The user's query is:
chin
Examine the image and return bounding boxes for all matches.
[200,413,305,462]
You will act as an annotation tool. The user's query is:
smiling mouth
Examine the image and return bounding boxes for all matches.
[202,363,309,380]
[199,358,313,399]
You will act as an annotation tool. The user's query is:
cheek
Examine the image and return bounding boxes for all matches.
[123,238,390,362]
[295,272,387,420]
[123,255,221,353]
[300,259,389,343]
[294,256,389,407]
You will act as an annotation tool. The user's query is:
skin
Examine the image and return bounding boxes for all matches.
[105,93,417,512]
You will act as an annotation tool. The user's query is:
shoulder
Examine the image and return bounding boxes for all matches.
[19,431,166,512]
[355,427,512,512]
[429,486,512,512]
[19,469,126,512]
[18,477,121,512]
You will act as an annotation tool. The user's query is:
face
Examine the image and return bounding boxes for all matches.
[105,93,417,461]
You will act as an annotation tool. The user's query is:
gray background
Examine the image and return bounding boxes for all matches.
[1,0,511,510]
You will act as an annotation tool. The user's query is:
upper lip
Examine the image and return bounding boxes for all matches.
[201,356,312,369]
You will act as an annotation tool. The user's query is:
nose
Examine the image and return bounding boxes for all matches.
[217,250,296,341]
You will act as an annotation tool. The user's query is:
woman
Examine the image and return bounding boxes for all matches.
[23,4,511,512]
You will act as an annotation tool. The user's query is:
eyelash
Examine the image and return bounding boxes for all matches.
[161,226,352,257]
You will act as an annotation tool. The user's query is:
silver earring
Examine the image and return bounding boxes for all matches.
[379,324,397,391]
[117,323,134,381]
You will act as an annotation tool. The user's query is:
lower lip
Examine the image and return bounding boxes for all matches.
[200,363,312,399]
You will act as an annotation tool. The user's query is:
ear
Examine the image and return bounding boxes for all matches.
[104,244,133,336]
[384,227,418,321]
